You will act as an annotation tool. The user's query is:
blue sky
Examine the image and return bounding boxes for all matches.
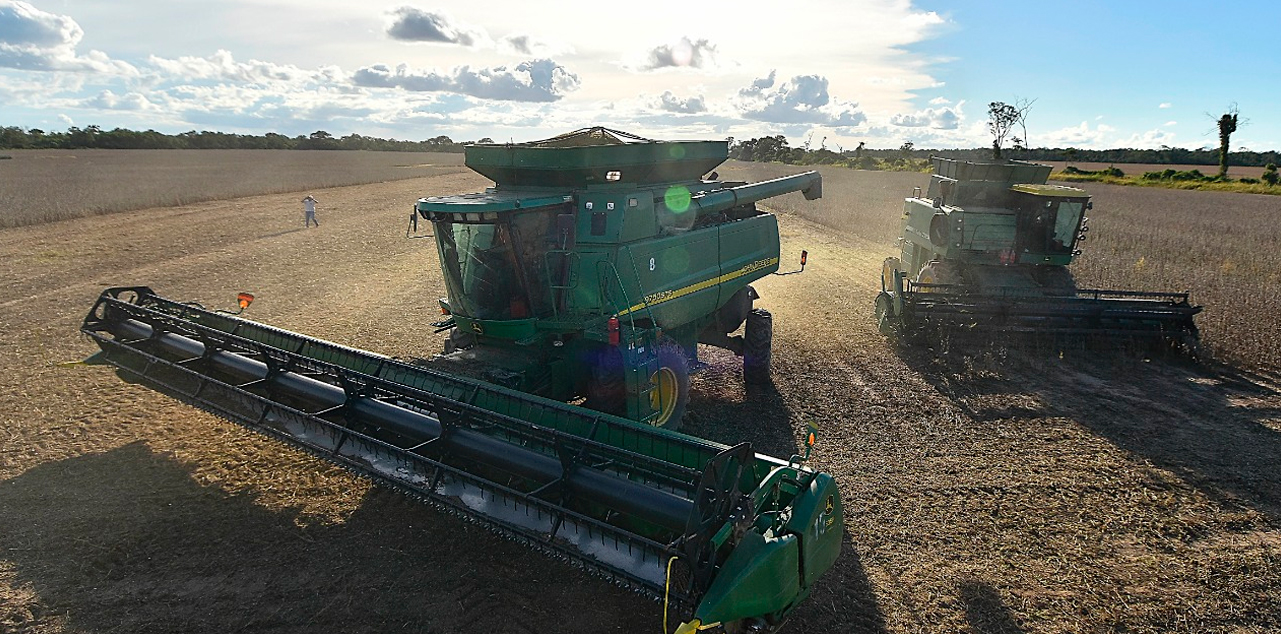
[0,0,1276,150]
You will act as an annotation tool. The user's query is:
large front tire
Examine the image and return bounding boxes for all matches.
[875,291,899,338]
[650,342,689,429]
[743,308,773,385]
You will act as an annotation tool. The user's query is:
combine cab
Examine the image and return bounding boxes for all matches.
[80,129,840,632]
[876,157,1201,350]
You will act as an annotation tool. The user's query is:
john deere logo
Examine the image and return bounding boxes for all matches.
[471,322,484,334]
[824,495,834,515]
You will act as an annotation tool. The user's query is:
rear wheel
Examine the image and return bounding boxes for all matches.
[915,261,962,292]
[743,308,773,385]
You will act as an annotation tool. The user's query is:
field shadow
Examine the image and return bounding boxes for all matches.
[256,227,306,239]
[959,580,1026,634]
[902,347,1281,522]
[0,442,651,634]
[685,361,799,461]
[788,528,887,633]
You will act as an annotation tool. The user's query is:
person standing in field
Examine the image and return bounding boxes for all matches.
[302,194,319,227]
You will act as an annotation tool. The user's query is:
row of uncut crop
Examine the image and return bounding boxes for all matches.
[725,160,1281,371]
[1070,183,1281,370]
[0,149,464,229]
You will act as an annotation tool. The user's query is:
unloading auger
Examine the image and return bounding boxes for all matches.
[81,286,842,633]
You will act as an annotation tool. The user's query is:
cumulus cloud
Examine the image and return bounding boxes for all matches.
[1120,128,1177,149]
[928,96,951,105]
[385,7,486,46]
[890,103,962,130]
[1159,102,1172,109]
[735,71,866,127]
[1040,121,1117,148]
[148,50,312,84]
[499,34,572,57]
[82,89,157,111]
[638,36,717,70]
[352,58,580,102]
[0,0,134,73]
[651,90,706,114]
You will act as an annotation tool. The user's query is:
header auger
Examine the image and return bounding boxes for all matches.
[80,129,840,632]
[876,157,1201,351]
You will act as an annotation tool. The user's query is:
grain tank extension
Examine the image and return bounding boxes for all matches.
[420,127,822,428]
[876,157,1201,349]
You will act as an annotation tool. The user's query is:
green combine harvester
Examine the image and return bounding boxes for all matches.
[421,127,820,429]
[876,157,1201,349]
[80,128,839,633]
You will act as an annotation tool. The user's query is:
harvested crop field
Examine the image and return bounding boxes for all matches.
[1041,161,1269,180]
[2,158,1279,633]
[0,149,464,228]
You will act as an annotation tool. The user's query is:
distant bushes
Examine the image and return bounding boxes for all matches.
[1063,165,1126,178]
[1142,168,1212,182]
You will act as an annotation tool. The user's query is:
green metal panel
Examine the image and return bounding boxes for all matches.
[416,191,570,214]
[692,532,801,624]
[1009,183,1089,198]
[618,227,723,327]
[783,472,843,588]
[717,214,781,293]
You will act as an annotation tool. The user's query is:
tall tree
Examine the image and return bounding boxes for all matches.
[1216,105,1239,179]
[987,102,1019,160]
[987,99,1035,160]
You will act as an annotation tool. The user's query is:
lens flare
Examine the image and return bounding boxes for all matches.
[664,186,691,213]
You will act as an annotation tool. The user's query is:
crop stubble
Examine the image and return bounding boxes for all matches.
[0,156,1278,633]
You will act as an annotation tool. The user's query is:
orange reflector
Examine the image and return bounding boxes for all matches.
[807,432,816,446]
[237,292,254,309]
[800,250,808,266]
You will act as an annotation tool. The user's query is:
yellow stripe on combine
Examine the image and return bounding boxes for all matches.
[618,256,779,317]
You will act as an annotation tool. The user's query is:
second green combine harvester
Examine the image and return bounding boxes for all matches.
[80,128,839,633]
[876,157,1201,349]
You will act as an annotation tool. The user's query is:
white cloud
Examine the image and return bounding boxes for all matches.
[385,6,487,47]
[1164,121,1177,126]
[1119,128,1177,149]
[890,102,963,130]
[0,0,134,74]
[1159,102,1172,109]
[735,71,866,127]
[148,50,314,84]
[928,96,951,105]
[352,59,581,102]
[498,34,572,57]
[636,37,718,71]
[82,89,157,111]
[1040,121,1117,148]
[651,90,706,114]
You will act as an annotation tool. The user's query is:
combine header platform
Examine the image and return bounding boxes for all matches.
[876,157,1201,350]
[82,286,842,633]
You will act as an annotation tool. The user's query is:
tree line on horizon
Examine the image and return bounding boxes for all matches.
[3,123,1278,169]
[729,134,1281,170]
[0,126,486,152]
